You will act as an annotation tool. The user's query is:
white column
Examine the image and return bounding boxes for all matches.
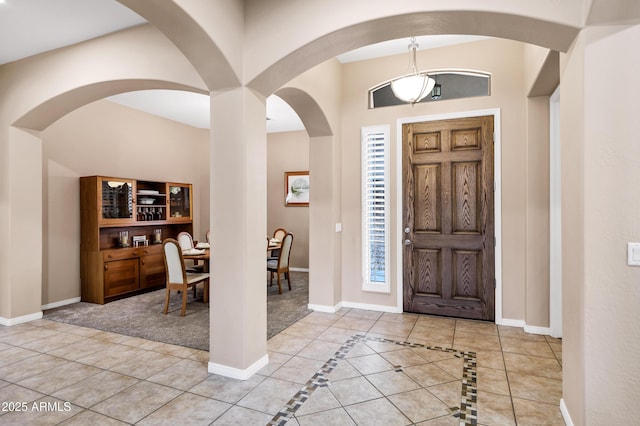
[308,135,342,310]
[207,87,269,378]
[0,127,43,324]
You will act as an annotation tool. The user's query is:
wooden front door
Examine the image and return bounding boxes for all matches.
[403,116,495,320]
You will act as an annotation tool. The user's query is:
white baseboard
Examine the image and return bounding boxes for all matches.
[497,318,555,337]
[560,399,574,426]
[496,318,526,328]
[0,311,44,326]
[308,302,343,313]
[208,354,269,380]
[290,267,309,272]
[308,301,403,314]
[306,308,556,336]
[524,324,553,336]
[341,301,403,313]
[41,297,80,311]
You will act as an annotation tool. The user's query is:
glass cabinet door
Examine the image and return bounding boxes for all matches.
[100,178,135,222]
[167,183,192,221]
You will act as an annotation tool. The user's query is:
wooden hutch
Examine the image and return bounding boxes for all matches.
[80,176,194,304]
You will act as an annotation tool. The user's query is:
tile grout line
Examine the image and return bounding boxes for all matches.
[267,334,364,426]
[545,335,563,367]
[497,326,519,425]
[267,334,477,426]
[0,324,222,426]
[2,316,564,425]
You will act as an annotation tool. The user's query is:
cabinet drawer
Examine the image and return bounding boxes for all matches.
[139,244,163,256]
[103,248,141,262]
[104,258,140,297]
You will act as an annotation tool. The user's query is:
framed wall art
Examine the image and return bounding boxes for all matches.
[284,171,309,206]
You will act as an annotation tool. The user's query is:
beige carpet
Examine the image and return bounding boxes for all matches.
[44,271,310,351]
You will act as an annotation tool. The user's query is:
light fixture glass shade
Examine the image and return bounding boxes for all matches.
[390,37,436,104]
[390,74,436,103]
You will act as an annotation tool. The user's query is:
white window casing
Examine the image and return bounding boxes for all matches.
[361,125,390,293]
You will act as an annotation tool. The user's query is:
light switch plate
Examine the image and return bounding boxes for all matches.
[627,243,640,266]
[335,223,342,232]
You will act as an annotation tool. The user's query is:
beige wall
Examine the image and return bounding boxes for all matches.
[339,38,529,318]
[560,31,586,426]
[523,45,554,91]
[267,130,310,268]
[525,97,551,327]
[580,24,640,422]
[522,44,554,329]
[283,59,344,308]
[41,99,209,306]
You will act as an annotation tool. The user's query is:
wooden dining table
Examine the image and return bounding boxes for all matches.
[183,243,280,273]
[267,242,281,254]
[183,249,210,272]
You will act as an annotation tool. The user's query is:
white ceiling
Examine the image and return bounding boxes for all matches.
[0,0,487,132]
[0,0,146,64]
[336,34,489,63]
[106,89,307,132]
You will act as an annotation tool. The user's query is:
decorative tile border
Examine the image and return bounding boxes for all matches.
[268,334,477,426]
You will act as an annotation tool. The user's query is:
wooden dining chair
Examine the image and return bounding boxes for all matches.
[267,232,293,294]
[268,227,287,262]
[177,231,195,250]
[162,238,210,316]
[273,228,287,242]
[177,231,204,272]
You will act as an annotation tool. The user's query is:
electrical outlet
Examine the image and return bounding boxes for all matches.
[627,243,640,266]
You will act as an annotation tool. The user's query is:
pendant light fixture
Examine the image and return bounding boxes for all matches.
[390,37,435,104]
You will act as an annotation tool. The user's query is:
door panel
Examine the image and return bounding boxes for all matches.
[452,250,482,300]
[414,164,441,233]
[415,131,442,153]
[414,248,442,296]
[451,128,481,151]
[452,161,480,234]
[403,116,495,321]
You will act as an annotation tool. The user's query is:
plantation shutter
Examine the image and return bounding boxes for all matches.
[362,126,389,291]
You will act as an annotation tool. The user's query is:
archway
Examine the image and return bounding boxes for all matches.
[0,23,224,322]
[245,8,578,96]
[272,87,337,310]
[39,87,211,310]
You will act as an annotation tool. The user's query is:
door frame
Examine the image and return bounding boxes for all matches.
[396,108,503,322]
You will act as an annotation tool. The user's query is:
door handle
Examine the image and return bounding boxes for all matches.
[404,239,412,246]
[404,227,411,234]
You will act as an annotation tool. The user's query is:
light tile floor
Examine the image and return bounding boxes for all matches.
[0,308,564,425]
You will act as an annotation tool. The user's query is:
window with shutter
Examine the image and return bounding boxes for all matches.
[361,125,390,293]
